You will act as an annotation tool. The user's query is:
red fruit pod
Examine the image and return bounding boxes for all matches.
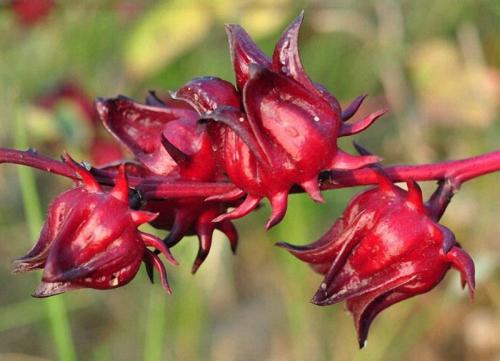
[10,0,55,27]
[204,14,382,228]
[13,154,176,297]
[278,174,475,347]
[96,89,239,271]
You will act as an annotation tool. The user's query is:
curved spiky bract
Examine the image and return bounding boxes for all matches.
[375,169,398,194]
[300,178,325,203]
[341,95,367,122]
[405,179,426,213]
[225,24,271,90]
[110,164,129,202]
[140,232,178,266]
[447,246,475,298]
[272,12,321,99]
[339,109,387,137]
[144,250,172,294]
[212,195,261,224]
[62,152,101,192]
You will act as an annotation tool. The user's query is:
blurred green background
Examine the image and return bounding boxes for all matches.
[0,1,499,360]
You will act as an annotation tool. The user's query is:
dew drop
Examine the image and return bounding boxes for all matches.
[239,117,244,122]
[320,283,327,290]
[281,66,288,74]
[313,116,320,122]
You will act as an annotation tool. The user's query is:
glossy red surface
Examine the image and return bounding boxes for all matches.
[279,173,475,347]
[13,155,176,297]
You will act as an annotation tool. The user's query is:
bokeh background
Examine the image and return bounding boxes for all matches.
[0,1,499,360]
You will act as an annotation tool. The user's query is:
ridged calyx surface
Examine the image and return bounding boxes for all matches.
[188,12,386,228]
[95,93,238,272]
[13,154,177,297]
[278,173,475,347]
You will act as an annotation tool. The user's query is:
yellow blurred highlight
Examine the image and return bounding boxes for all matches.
[125,0,213,80]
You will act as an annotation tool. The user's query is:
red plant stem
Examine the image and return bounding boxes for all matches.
[1,148,499,200]
[0,148,74,178]
[322,150,500,190]
[137,180,236,199]
[0,147,140,186]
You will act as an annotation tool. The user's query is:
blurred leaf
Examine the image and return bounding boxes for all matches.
[125,0,213,80]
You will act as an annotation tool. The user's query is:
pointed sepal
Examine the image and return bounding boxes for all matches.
[62,152,101,192]
[328,150,381,170]
[225,24,271,90]
[405,179,425,213]
[447,246,475,299]
[341,95,367,122]
[110,164,129,202]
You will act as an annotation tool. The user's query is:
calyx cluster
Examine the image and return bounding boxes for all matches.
[4,12,496,347]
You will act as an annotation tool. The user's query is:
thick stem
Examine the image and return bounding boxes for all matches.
[0,148,74,178]
[0,147,141,186]
[0,147,236,197]
[321,150,500,190]
[1,148,499,200]
[141,150,500,199]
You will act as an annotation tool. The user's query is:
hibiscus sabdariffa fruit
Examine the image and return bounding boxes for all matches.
[278,172,475,347]
[176,12,386,228]
[13,154,177,296]
[96,94,239,272]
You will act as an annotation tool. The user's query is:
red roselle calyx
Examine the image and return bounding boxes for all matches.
[278,173,475,347]
[8,0,55,27]
[95,94,238,272]
[185,12,386,228]
[13,154,176,297]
